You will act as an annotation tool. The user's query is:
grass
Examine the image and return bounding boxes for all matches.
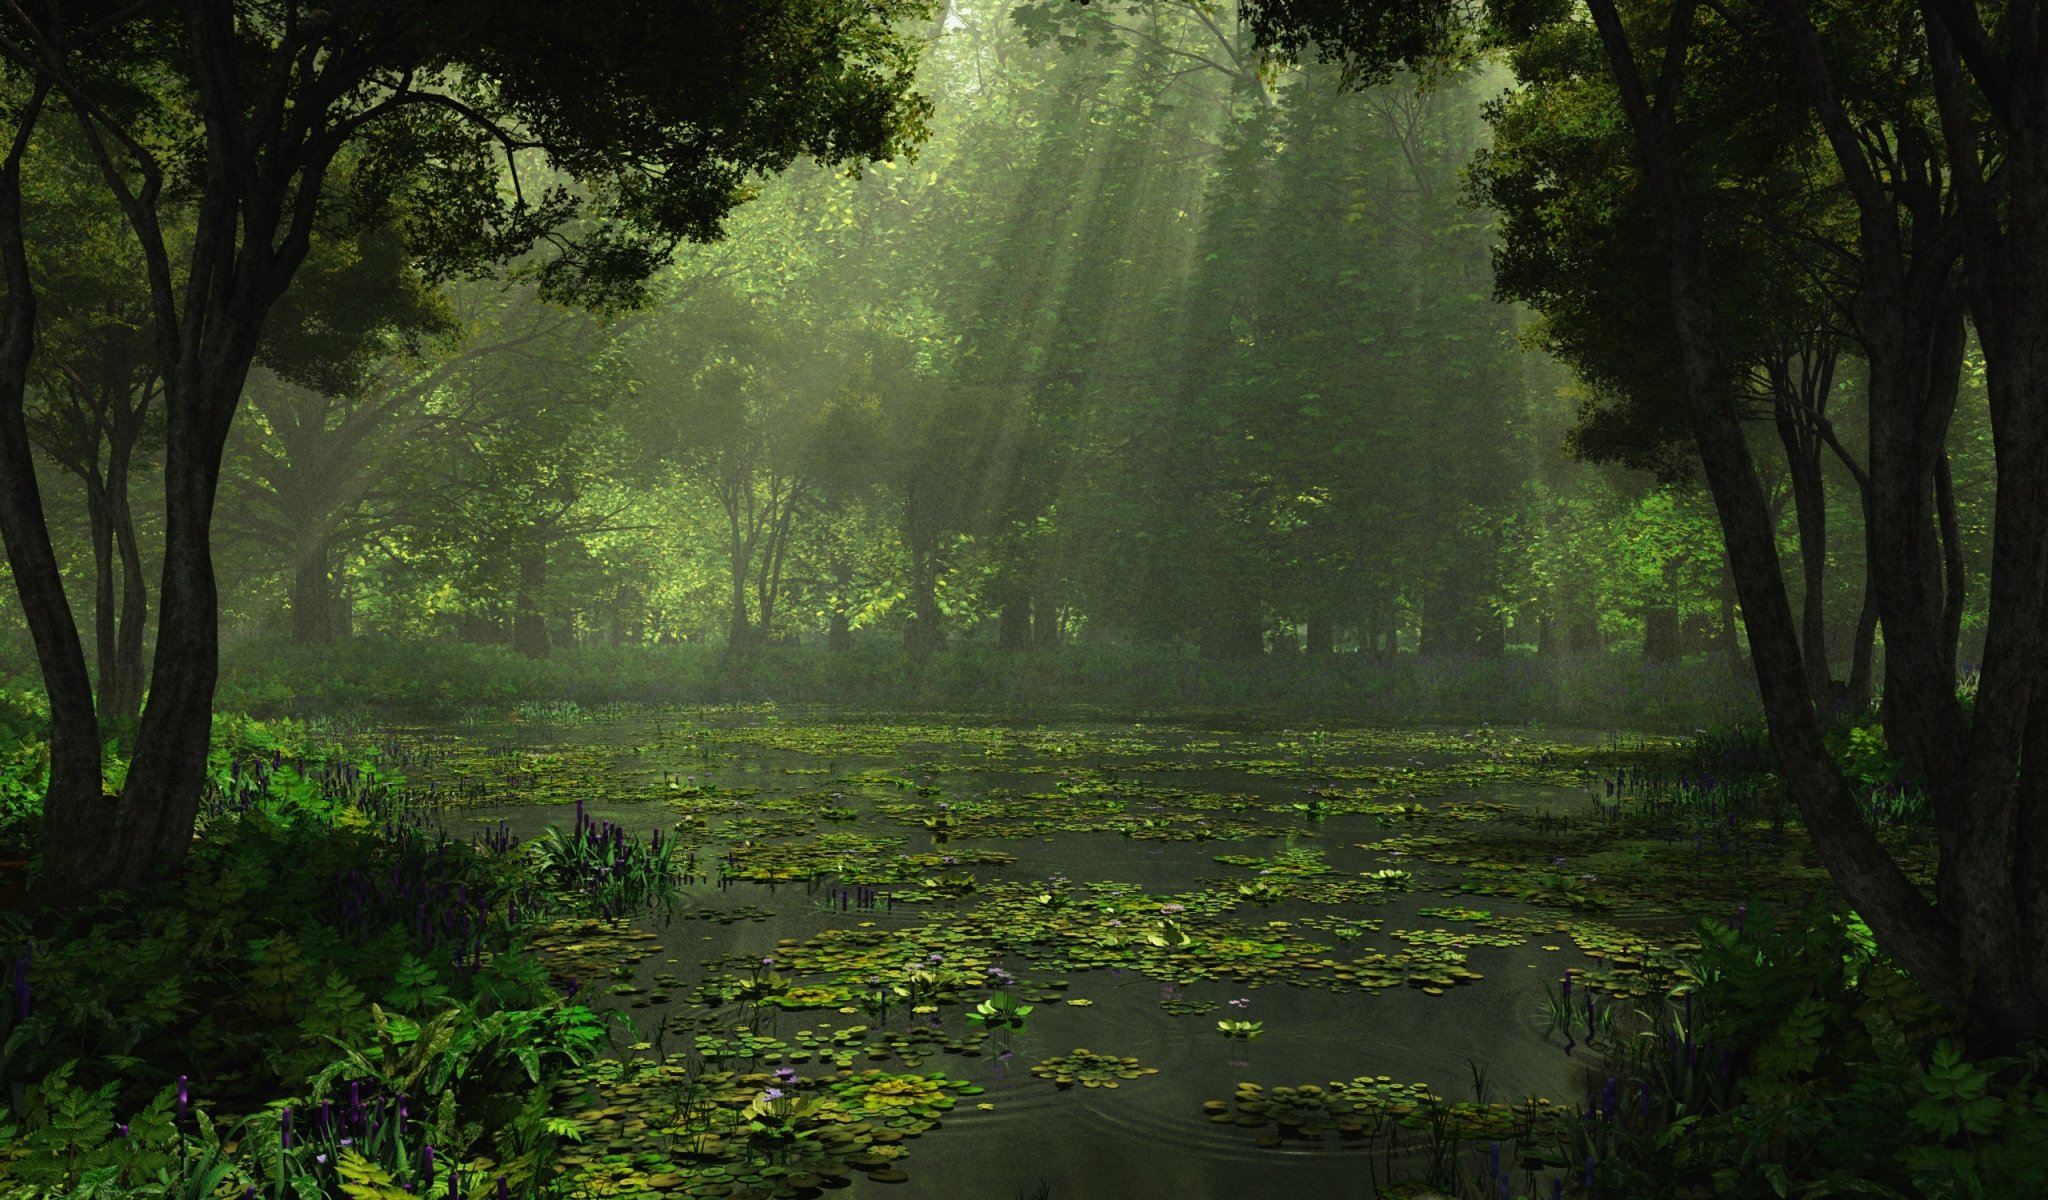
[198,635,1764,731]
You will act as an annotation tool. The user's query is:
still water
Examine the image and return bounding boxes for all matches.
[383,711,1654,1199]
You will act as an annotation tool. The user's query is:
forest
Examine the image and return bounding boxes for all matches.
[0,1,2041,1198]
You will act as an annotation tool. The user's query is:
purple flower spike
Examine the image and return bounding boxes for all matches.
[423,1144,436,1188]
[281,1105,292,1148]
[177,1075,189,1121]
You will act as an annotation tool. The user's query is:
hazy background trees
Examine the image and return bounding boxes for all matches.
[0,0,1930,679]
[4,0,1987,687]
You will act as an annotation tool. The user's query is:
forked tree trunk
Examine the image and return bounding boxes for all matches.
[1589,0,1970,1037]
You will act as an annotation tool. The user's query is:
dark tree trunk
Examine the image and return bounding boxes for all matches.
[998,595,1031,651]
[1717,565,1744,674]
[0,86,117,913]
[1642,558,1683,663]
[1566,612,1601,655]
[826,558,853,652]
[1935,453,1965,677]
[904,545,944,658]
[1032,594,1060,651]
[1305,614,1333,655]
[754,490,797,645]
[1589,0,1965,1035]
[727,550,752,652]
[1845,596,1879,712]
[611,584,643,647]
[1777,388,1833,694]
[107,467,148,726]
[1923,20,2048,1044]
[1198,614,1263,660]
[88,489,117,713]
[512,541,550,660]
[1421,584,1501,657]
[290,537,333,645]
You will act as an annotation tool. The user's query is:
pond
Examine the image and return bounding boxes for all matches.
[350,706,1826,1200]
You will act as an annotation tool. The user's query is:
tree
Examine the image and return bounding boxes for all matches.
[19,134,163,732]
[224,221,469,644]
[0,0,934,912]
[1238,0,2048,1047]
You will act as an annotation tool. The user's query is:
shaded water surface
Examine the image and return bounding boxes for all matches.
[375,711,1706,1199]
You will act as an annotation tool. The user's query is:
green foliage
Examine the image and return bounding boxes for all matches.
[966,992,1033,1032]
[0,1063,245,1199]
[1577,899,2048,1199]
[385,955,456,1016]
[1827,722,1903,792]
[219,637,1760,730]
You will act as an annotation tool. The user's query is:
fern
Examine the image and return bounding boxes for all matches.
[1908,1041,2004,1139]
[385,955,454,1016]
[245,932,311,1020]
[335,1148,413,1200]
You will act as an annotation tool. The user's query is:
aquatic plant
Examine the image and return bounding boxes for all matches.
[1030,1049,1158,1089]
[965,991,1033,1054]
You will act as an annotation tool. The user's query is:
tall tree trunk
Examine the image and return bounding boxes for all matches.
[77,363,245,907]
[1778,400,1833,695]
[727,514,753,653]
[1032,593,1060,651]
[754,489,797,645]
[1846,596,1879,713]
[290,536,333,645]
[87,486,118,717]
[107,463,148,728]
[1642,556,1683,664]
[512,540,550,660]
[1718,564,1744,675]
[0,85,112,912]
[826,558,853,651]
[998,594,1031,651]
[1305,614,1333,655]
[1935,453,1965,677]
[904,543,944,657]
[1590,0,1962,1029]
[1422,583,1492,657]
[611,584,643,647]
[1923,18,2048,1041]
